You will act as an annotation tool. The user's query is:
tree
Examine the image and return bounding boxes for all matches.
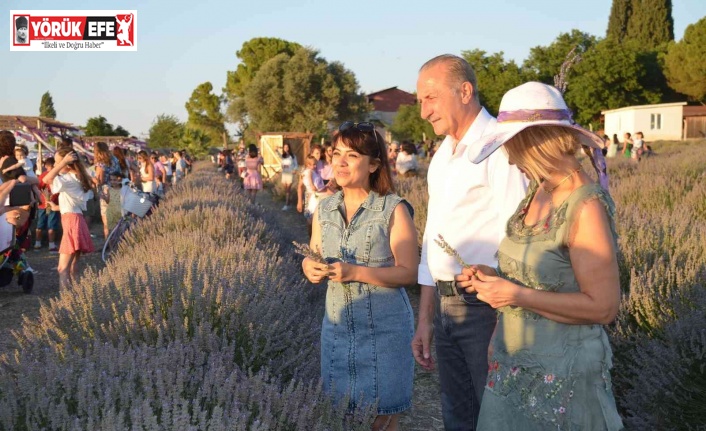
[148,114,185,149]
[607,0,632,42]
[180,127,211,158]
[565,39,663,127]
[461,50,525,115]
[39,91,57,119]
[664,17,706,103]
[389,103,436,143]
[224,37,302,124]
[84,115,115,136]
[242,47,369,139]
[185,82,227,147]
[627,0,674,50]
[523,30,599,84]
[113,125,130,137]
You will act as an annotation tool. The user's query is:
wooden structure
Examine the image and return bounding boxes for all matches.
[257,132,313,179]
[683,106,706,139]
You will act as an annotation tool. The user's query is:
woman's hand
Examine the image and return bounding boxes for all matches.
[326,262,354,283]
[5,208,29,227]
[454,264,497,293]
[302,258,329,284]
[62,152,78,166]
[472,271,521,309]
[296,201,304,213]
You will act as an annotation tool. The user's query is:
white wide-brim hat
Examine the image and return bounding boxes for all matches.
[469,82,605,164]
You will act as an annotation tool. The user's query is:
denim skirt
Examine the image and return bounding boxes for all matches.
[321,281,414,415]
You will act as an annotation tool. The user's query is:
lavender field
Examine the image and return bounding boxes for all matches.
[396,139,706,430]
[0,140,704,430]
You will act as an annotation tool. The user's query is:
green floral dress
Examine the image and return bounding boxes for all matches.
[477,182,624,431]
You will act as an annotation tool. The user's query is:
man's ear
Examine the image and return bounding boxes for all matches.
[461,81,474,104]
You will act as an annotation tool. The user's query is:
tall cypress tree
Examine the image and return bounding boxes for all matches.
[627,0,674,49]
[39,91,57,119]
[607,0,632,42]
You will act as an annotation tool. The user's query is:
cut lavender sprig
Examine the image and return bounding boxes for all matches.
[292,241,327,264]
[434,234,471,268]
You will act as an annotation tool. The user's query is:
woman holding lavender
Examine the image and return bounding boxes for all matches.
[302,122,418,431]
[456,82,623,430]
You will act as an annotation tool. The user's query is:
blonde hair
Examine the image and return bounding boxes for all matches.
[504,126,581,183]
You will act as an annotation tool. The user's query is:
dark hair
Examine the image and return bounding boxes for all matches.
[248,144,258,158]
[57,147,93,192]
[612,134,619,145]
[14,144,29,156]
[401,142,417,155]
[310,144,325,161]
[282,142,293,159]
[58,136,73,151]
[333,126,394,195]
[112,147,128,171]
[0,130,17,157]
[44,157,55,167]
[94,142,111,165]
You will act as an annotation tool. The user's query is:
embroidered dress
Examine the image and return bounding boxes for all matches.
[477,182,624,431]
[318,191,415,415]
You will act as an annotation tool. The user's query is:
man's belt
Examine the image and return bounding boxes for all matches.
[435,280,464,297]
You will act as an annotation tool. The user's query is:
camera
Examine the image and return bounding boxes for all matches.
[4,183,33,207]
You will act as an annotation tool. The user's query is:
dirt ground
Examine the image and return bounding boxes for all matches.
[0,212,106,356]
[0,184,443,430]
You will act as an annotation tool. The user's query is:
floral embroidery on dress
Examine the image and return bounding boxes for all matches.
[486,360,576,428]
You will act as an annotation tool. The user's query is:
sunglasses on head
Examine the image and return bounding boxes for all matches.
[339,121,378,145]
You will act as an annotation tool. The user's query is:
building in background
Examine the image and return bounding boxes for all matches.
[602,102,706,141]
[366,87,416,143]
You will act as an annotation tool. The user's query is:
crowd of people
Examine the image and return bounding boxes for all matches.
[605,131,652,161]
[297,54,623,431]
[0,130,193,291]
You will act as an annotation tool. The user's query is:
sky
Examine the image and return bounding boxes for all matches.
[2,0,705,139]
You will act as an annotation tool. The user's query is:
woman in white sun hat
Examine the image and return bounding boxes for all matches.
[456,82,623,430]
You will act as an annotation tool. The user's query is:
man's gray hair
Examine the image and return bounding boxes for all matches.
[420,54,479,100]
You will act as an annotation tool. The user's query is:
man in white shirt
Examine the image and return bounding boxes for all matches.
[412,54,527,430]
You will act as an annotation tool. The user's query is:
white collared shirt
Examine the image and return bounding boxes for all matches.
[418,108,528,286]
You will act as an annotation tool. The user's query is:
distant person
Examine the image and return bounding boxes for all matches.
[279,142,298,210]
[42,149,95,289]
[632,131,645,161]
[396,142,419,177]
[622,132,633,158]
[15,16,28,44]
[35,157,59,251]
[242,144,263,200]
[606,134,619,158]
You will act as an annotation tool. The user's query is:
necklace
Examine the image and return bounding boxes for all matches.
[542,168,581,194]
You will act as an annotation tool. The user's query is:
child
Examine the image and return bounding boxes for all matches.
[42,149,95,288]
[297,155,329,226]
[12,145,36,178]
[35,157,60,251]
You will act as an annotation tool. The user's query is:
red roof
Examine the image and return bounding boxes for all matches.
[684,106,706,117]
[367,87,416,112]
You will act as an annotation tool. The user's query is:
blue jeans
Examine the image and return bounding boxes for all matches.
[434,291,497,431]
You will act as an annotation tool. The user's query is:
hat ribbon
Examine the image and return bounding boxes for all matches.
[497,109,572,123]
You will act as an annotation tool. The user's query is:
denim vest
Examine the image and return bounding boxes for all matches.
[318,191,413,268]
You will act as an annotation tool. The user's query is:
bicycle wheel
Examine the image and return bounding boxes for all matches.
[102,217,135,263]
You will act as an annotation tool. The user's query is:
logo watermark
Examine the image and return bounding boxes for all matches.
[10,10,137,51]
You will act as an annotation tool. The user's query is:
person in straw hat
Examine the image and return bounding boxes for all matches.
[455,81,623,430]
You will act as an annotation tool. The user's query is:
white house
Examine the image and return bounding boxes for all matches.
[602,102,687,141]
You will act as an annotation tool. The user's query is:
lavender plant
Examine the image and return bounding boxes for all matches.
[0,164,376,430]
